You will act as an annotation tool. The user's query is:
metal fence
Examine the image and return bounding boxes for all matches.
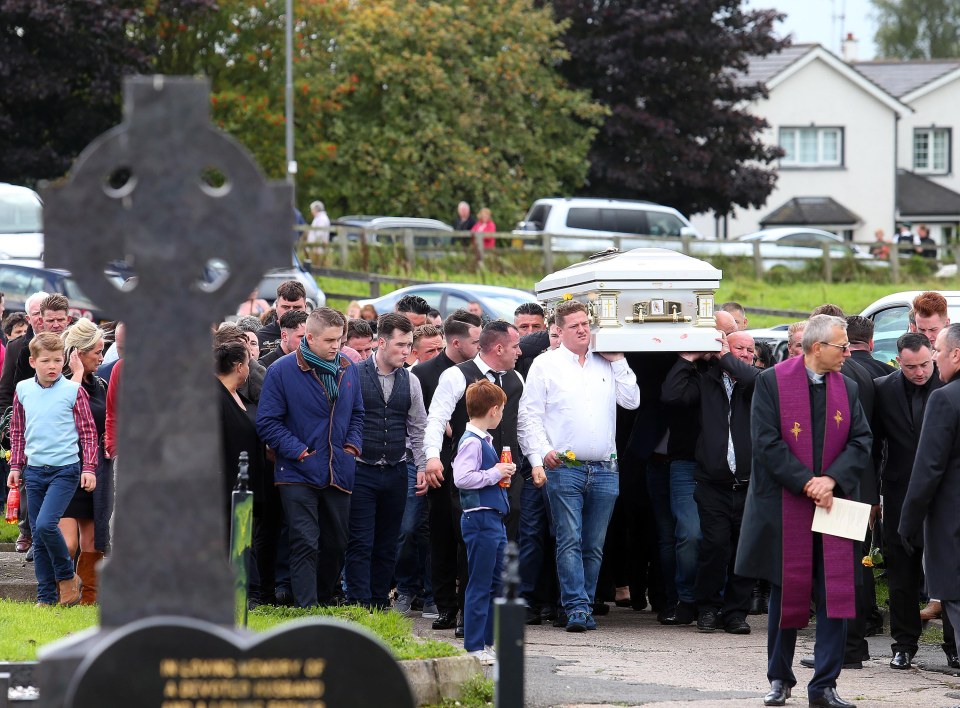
[297,225,957,283]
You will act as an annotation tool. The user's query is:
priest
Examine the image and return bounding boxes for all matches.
[737,314,872,708]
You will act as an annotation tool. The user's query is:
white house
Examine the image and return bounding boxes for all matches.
[692,44,960,247]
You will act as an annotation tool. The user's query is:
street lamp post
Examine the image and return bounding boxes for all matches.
[285,0,297,200]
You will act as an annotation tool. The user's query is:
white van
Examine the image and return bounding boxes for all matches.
[515,197,703,252]
[0,184,44,260]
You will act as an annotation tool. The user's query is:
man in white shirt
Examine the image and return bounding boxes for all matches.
[519,300,640,632]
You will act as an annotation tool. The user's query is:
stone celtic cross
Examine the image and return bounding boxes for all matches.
[43,76,291,627]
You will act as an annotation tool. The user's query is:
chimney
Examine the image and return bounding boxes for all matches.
[842,32,858,62]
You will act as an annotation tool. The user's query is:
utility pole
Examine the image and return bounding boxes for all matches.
[285,0,297,203]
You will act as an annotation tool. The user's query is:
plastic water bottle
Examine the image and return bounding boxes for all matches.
[610,453,619,475]
[5,485,19,524]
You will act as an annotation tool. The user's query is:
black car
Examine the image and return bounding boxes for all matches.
[0,260,110,322]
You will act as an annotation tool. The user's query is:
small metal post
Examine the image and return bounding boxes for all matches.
[403,228,416,267]
[543,233,555,274]
[890,241,900,283]
[752,240,763,280]
[230,451,254,627]
[822,243,832,283]
[494,541,524,708]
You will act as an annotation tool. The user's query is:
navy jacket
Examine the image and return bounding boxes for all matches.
[256,348,364,492]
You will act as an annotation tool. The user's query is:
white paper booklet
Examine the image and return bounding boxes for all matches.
[811,497,871,541]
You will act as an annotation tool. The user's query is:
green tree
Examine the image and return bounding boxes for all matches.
[299,0,603,224]
[873,0,960,59]
[149,0,603,224]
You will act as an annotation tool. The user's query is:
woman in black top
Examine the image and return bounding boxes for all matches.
[215,341,265,551]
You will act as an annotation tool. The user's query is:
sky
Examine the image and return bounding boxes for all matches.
[748,0,879,60]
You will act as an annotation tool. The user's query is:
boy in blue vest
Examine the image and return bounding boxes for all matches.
[6,332,99,607]
[454,380,515,662]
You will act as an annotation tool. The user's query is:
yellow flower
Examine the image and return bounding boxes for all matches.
[861,556,874,568]
[562,293,573,301]
[565,450,576,461]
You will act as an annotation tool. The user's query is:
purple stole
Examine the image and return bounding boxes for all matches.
[774,355,856,629]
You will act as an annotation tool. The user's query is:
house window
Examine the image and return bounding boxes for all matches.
[779,127,843,167]
[913,128,950,174]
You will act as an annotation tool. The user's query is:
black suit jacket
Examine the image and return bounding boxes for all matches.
[873,370,943,485]
[840,356,879,504]
[661,353,758,483]
[0,327,34,412]
[851,349,896,378]
[899,373,960,600]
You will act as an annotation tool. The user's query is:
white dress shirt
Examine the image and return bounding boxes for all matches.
[423,353,524,461]
[518,344,640,467]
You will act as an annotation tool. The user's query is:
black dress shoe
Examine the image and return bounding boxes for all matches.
[592,601,610,616]
[808,686,856,707]
[889,651,911,669]
[552,612,568,628]
[763,679,791,706]
[540,606,557,622]
[674,601,696,625]
[697,610,717,632]
[431,610,457,630]
[525,606,542,625]
[724,617,751,634]
[657,609,679,625]
[749,585,765,615]
[943,645,960,669]
[455,611,464,638]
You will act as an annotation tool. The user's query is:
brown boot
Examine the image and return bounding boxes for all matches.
[57,574,83,607]
[76,551,103,605]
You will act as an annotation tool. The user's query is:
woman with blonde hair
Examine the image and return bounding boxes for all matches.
[60,318,112,604]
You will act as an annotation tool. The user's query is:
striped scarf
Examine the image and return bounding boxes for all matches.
[300,338,341,402]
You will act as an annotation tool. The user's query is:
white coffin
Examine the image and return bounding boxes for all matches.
[535,248,722,352]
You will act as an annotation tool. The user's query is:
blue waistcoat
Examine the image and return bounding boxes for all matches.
[15,375,81,468]
[358,356,411,464]
[457,430,509,514]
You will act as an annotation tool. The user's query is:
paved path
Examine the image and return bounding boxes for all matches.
[414,606,960,707]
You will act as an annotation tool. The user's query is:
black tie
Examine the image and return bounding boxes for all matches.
[911,386,925,430]
[490,371,505,387]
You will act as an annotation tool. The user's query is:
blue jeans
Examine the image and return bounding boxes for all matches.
[669,460,701,604]
[278,484,350,608]
[394,462,433,603]
[461,509,506,652]
[518,472,553,606]
[344,461,407,608]
[24,463,80,604]
[545,461,618,617]
[646,458,677,608]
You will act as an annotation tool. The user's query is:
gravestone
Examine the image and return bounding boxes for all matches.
[35,76,416,708]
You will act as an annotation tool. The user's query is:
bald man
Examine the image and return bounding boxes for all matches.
[715,310,738,337]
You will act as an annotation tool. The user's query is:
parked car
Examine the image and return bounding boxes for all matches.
[514,197,703,253]
[331,216,453,246]
[744,324,791,362]
[0,260,108,322]
[358,283,535,321]
[732,228,879,271]
[860,290,960,365]
[0,184,44,260]
[256,251,325,310]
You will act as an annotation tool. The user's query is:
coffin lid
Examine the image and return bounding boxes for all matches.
[535,248,722,297]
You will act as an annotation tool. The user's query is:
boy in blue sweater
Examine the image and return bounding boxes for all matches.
[453,380,515,663]
[6,333,99,607]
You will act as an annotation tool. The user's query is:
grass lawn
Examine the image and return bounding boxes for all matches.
[0,522,18,544]
[0,600,459,662]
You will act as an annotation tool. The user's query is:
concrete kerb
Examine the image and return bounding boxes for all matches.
[0,656,483,706]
